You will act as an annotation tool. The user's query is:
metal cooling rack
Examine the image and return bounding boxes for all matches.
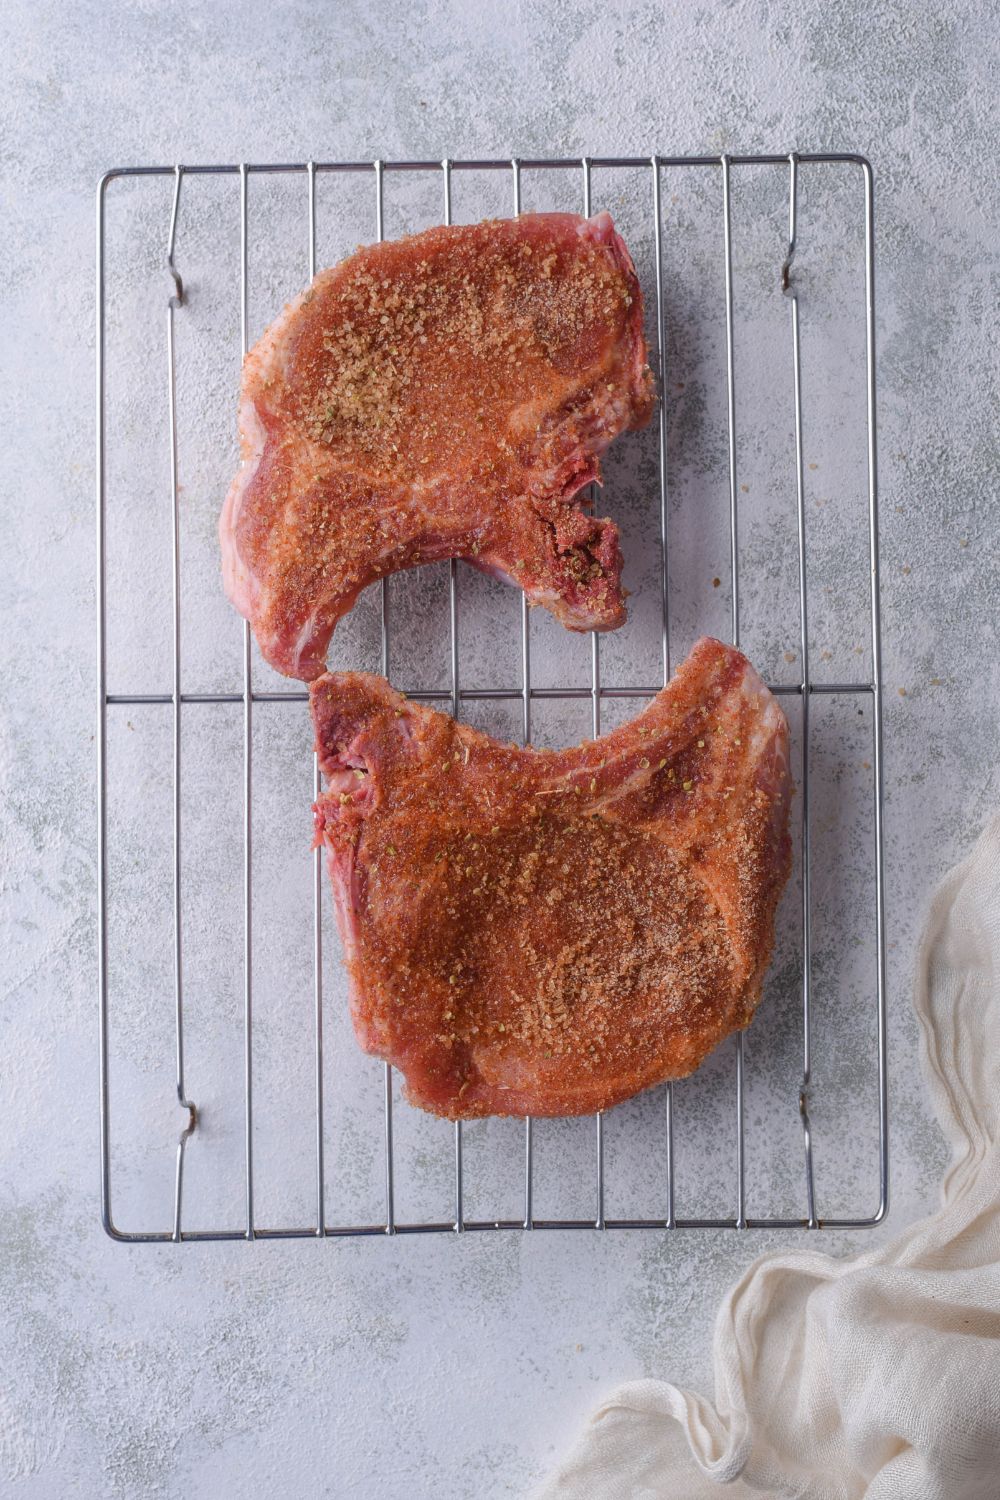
[96,153,887,1241]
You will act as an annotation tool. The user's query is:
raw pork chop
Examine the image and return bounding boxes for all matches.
[311,638,792,1119]
[221,212,654,680]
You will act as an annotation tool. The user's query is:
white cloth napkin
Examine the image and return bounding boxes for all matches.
[538,816,1000,1498]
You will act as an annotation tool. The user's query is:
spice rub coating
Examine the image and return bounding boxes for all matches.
[311,637,792,1119]
[221,212,654,680]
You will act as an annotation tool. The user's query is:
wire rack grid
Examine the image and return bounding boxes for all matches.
[96,153,887,1243]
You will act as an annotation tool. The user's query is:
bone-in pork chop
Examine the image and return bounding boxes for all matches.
[311,638,792,1119]
[221,212,654,680]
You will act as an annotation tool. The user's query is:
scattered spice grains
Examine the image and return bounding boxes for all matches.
[312,641,792,1120]
[301,223,631,461]
[234,212,652,672]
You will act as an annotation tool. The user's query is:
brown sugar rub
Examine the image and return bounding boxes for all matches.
[311,637,792,1119]
[220,212,654,680]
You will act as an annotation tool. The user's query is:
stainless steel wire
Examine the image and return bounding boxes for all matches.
[579,156,607,1231]
[440,156,465,1234]
[783,153,819,1229]
[719,153,748,1230]
[96,168,111,1238]
[371,158,397,1236]
[511,158,537,1232]
[863,159,889,1221]
[649,164,675,1225]
[96,153,888,1241]
[166,165,197,1243]
[307,159,327,1237]
[239,162,255,1241]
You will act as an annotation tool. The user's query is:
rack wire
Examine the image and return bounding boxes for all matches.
[96,154,887,1241]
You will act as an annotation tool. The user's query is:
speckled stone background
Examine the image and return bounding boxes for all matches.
[3,2,998,1496]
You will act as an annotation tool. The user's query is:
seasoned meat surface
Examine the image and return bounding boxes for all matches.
[221,212,654,680]
[311,638,792,1119]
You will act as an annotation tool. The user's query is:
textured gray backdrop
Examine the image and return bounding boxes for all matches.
[3,1,998,1496]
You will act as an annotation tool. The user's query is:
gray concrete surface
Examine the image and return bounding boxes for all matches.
[2,1,997,1495]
